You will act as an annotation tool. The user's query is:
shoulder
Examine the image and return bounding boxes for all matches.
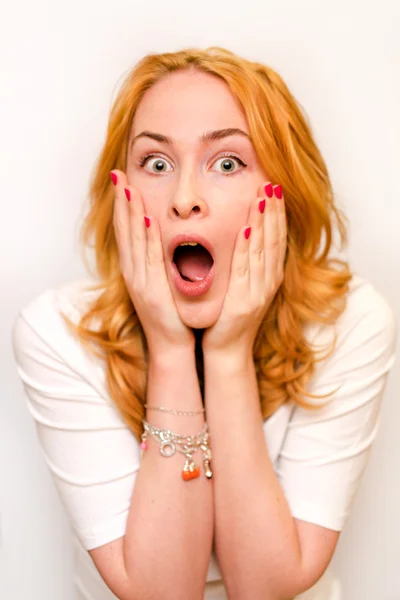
[340,273,397,332]
[271,279,397,533]
[304,273,397,365]
[14,277,103,329]
[11,277,105,372]
[11,280,140,555]
[12,277,104,338]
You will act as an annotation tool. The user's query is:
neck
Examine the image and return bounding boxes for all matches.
[193,328,205,405]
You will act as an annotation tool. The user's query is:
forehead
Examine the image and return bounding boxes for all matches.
[130,70,249,140]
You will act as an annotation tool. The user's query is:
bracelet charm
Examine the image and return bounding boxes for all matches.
[159,440,176,457]
[140,420,213,481]
[182,456,201,480]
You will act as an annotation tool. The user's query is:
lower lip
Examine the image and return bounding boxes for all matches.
[171,261,215,297]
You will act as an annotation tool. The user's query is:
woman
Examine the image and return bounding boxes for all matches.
[12,46,397,599]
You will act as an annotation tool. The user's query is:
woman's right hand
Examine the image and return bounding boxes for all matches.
[111,169,195,355]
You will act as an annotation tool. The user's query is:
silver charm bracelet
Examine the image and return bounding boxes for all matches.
[140,416,213,481]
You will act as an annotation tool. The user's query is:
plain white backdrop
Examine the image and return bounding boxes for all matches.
[1,1,399,598]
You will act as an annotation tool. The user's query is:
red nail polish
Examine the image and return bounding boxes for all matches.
[259,199,266,214]
[244,226,251,239]
[124,188,131,201]
[274,185,282,199]
[110,172,118,185]
[264,183,273,198]
[144,216,150,228]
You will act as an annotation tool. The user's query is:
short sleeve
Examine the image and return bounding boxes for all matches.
[11,309,141,551]
[275,288,398,531]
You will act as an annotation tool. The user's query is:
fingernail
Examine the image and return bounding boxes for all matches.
[124,188,131,202]
[244,226,251,240]
[110,172,118,185]
[259,199,266,214]
[264,183,273,198]
[144,216,150,228]
[274,185,282,199]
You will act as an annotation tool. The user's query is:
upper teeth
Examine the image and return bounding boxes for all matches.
[179,242,198,246]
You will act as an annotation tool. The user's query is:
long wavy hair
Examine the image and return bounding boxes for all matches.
[60,46,352,443]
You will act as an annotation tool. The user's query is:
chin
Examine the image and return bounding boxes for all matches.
[177,298,222,330]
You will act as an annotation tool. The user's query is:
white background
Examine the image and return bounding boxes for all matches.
[1,1,399,598]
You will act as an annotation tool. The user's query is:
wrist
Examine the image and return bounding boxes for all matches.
[147,337,195,359]
[148,343,196,370]
[146,344,203,419]
[203,345,254,372]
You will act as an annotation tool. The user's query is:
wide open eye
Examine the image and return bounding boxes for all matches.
[212,154,247,174]
[138,152,247,175]
[138,155,173,173]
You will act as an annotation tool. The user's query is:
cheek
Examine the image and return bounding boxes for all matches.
[216,189,251,221]
[127,186,162,217]
[126,167,161,209]
[215,202,250,249]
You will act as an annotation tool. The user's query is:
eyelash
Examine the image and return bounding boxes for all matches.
[137,152,248,174]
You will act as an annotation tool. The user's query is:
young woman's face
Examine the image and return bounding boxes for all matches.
[126,69,269,329]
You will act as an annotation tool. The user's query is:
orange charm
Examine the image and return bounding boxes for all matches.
[182,457,200,481]
[182,466,200,480]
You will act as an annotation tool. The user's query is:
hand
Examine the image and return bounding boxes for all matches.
[202,181,287,355]
[111,170,195,355]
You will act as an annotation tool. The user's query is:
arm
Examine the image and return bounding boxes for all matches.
[12,307,214,600]
[99,170,215,599]
[91,345,214,600]
[203,348,339,600]
[199,182,336,598]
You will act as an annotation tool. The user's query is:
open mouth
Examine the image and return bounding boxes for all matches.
[173,242,214,282]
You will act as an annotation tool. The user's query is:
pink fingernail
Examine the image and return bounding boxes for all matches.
[144,216,150,228]
[244,226,251,240]
[124,188,131,201]
[264,183,273,198]
[259,199,266,213]
[110,172,118,185]
[274,185,282,199]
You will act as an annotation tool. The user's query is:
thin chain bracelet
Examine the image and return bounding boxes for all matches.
[140,419,213,481]
[144,403,205,416]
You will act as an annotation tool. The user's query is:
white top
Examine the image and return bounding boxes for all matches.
[11,273,397,600]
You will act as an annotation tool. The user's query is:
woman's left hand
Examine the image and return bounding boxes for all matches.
[202,181,287,356]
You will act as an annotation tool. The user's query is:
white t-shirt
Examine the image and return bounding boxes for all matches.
[11,273,397,600]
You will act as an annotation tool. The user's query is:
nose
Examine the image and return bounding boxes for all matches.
[168,179,209,220]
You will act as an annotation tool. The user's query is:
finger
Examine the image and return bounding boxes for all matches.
[264,187,280,287]
[111,170,136,282]
[248,195,266,298]
[113,171,147,288]
[275,186,288,282]
[124,180,147,276]
[142,215,170,290]
[227,223,251,299]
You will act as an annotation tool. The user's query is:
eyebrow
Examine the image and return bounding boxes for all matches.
[130,127,251,149]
